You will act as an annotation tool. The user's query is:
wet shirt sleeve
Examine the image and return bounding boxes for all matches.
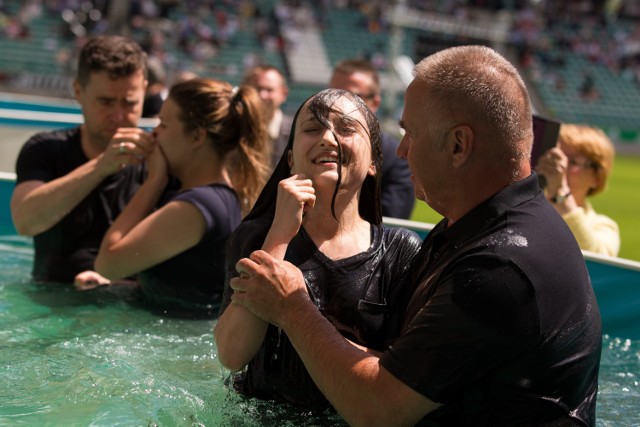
[379,254,540,404]
[15,132,69,184]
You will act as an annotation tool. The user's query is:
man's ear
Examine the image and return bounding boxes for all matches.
[369,94,382,113]
[450,125,474,168]
[72,80,82,102]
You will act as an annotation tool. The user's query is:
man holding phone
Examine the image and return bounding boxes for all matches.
[11,36,153,283]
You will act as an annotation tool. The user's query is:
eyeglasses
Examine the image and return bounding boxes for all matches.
[568,158,598,170]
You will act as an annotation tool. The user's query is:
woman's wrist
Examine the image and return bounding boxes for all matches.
[551,189,572,204]
[262,225,297,258]
[145,171,169,188]
[549,187,578,216]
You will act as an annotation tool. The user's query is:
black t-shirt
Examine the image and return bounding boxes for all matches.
[220,220,422,409]
[138,184,241,318]
[15,128,146,283]
[380,173,602,426]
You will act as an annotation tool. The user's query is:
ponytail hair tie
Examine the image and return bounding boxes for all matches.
[231,86,239,97]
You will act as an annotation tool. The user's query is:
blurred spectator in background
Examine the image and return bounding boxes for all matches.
[142,56,168,118]
[11,35,151,283]
[143,61,199,119]
[242,64,292,168]
[536,123,620,256]
[579,70,600,101]
[329,58,415,219]
[172,69,198,83]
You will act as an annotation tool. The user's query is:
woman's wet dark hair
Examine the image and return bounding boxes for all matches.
[244,88,382,225]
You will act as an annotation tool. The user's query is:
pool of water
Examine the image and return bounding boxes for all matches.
[0,235,638,426]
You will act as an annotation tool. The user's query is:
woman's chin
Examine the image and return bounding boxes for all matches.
[310,172,339,187]
[307,165,338,178]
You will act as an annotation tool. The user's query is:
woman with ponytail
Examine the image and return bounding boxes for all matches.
[74,78,270,318]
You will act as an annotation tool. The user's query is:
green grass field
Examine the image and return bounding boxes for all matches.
[409,154,640,261]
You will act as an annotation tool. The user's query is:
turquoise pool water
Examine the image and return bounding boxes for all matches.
[0,235,638,426]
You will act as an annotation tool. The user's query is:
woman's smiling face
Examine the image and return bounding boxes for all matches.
[288,95,376,192]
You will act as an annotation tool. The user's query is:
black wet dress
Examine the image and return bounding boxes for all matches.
[219,220,422,409]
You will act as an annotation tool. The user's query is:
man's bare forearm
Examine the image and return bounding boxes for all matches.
[11,157,110,236]
[278,296,435,426]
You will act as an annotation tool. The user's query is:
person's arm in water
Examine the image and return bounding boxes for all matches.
[231,250,440,426]
[215,174,315,371]
[11,128,153,236]
[92,144,205,280]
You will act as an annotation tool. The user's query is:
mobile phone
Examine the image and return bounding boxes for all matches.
[531,114,561,189]
[531,114,561,168]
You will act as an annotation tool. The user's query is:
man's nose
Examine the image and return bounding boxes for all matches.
[111,105,126,122]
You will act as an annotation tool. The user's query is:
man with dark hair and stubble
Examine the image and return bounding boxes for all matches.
[330,58,415,219]
[229,46,602,426]
[11,35,155,283]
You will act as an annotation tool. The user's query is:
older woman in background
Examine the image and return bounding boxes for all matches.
[536,123,619,256]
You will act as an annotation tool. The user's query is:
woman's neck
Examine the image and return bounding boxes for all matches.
[178,154,231,190]
[302,196,371,260]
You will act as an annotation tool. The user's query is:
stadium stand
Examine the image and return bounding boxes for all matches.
[0,0,638,144]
